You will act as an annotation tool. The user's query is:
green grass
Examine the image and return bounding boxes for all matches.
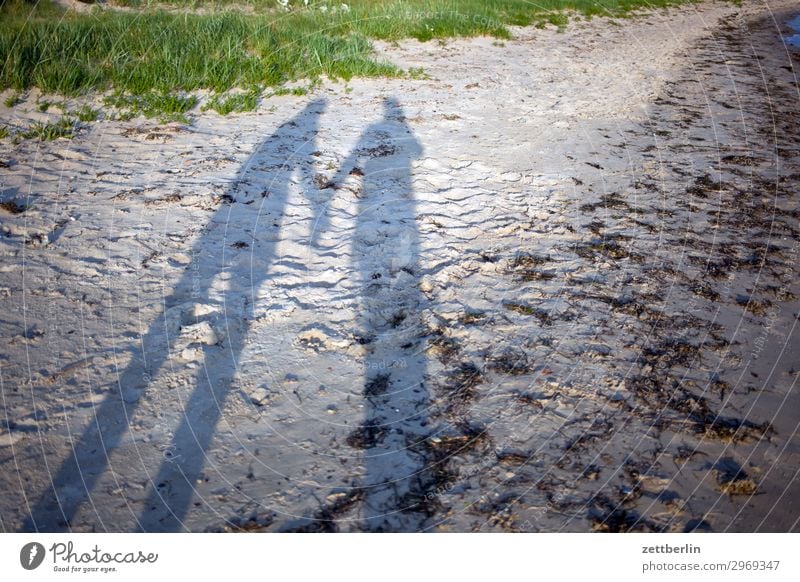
[407,67,430,80]
[21,116,75,140]
[0,125,9,138]
[202,89,260,114]
[103,91,198,122]
[3,92,21,107]
[74,105,100,122]
[0,0,401,97]
[0,0,702,116]
[271,86,309,97]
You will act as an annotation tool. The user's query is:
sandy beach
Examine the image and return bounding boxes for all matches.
[1,0,799,532]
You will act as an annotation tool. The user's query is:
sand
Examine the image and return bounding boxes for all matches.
[1,0,799,532]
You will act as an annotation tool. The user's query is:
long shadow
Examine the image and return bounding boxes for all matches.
[22,99,326,532]
[329,98,431,531]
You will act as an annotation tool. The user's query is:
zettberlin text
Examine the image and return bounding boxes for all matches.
[642,544,701,554]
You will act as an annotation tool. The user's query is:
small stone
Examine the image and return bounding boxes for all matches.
[419,280,434,293]
[249,388,270,406]
[170,253,192,266]
[325,491,348,504]
[500,171,522,182]
[122,388,142,404]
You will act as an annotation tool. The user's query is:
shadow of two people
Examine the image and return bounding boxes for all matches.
[23,97,434,533]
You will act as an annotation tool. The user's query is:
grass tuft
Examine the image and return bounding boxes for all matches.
[271,86,309,97]
[103,91,198,122]
[4,92,21,107]
[74,105,100,122]
[202,89,260,115]
[21,116,75,141]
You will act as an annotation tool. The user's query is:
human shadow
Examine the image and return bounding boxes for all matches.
[317,98,432,531]
[22,98,327,532]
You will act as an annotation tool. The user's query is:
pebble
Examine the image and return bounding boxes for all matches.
[170,253,192,266]
[325,492,349,504]
[249,388,270,406]
[499,171,522,182]
[122,388,142,404]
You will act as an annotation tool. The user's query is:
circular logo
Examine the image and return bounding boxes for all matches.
[20,542,46,570]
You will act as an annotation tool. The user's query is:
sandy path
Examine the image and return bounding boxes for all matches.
[1,0,799,532]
